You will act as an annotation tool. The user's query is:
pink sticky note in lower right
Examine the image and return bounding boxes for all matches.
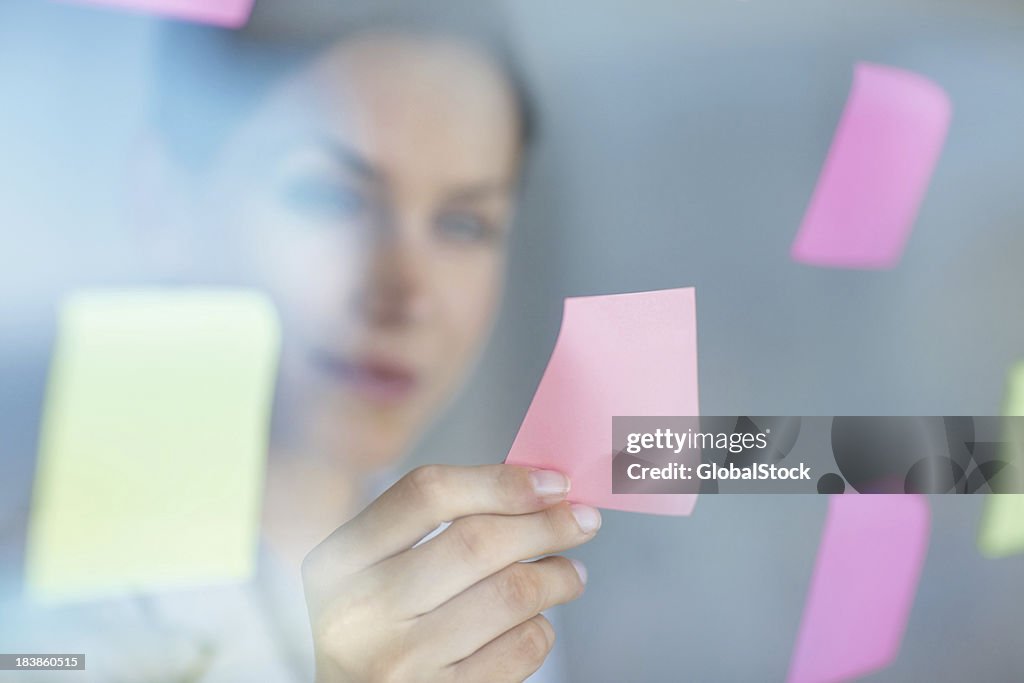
[59,0,254,27]
[790,62,952,269]
[505,288,699,516]
[788,495,930,683]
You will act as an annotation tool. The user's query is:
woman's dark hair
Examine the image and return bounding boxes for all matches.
[150,0,534,169]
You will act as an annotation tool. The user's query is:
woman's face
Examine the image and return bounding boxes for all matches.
[198,33,524,468]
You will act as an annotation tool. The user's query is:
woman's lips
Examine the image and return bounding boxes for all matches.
[309,349,419,404]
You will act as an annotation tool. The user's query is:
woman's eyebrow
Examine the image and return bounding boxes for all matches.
[444,182,512,203]
[320,137,385,184]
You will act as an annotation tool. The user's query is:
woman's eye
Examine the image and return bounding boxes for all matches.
[281,177,367,221]
[435,210,497,245]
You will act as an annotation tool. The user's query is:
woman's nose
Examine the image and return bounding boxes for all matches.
[358,239,432,328]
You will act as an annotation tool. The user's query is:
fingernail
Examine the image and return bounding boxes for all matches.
[570,559,588,585]
[570,504,602,534]
[530,470,570,501]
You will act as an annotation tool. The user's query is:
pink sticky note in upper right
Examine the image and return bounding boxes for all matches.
[505,288,699,516]
[790,62,952,269]
[787,495,931,683]
[59,0,254,27]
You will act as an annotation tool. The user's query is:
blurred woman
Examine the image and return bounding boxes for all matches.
[128,2,599,681]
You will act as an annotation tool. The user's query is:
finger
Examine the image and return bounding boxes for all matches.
[315,465,571,569]
[379,502,601,615]
[413,556,586,666]
[448,614,555,683]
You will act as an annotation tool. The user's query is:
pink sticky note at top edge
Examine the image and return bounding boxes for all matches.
[787,495,931,683]
[790,62,952,269]
[505,288,700,516]
[59,0,254,28]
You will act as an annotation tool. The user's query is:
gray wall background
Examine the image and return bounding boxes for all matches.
[414,1,1024,681]
[2,0,1024,680]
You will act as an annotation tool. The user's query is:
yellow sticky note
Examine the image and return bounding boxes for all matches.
[26,289,281,603]
[978,362,1024,558]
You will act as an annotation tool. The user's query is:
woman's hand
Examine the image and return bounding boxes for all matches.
[302,464,600,683]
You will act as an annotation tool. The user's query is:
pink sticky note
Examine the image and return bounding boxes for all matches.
[790,62,952,269]
[59,0,254,27]
[788,495,931,683]
[505,288,699,516]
